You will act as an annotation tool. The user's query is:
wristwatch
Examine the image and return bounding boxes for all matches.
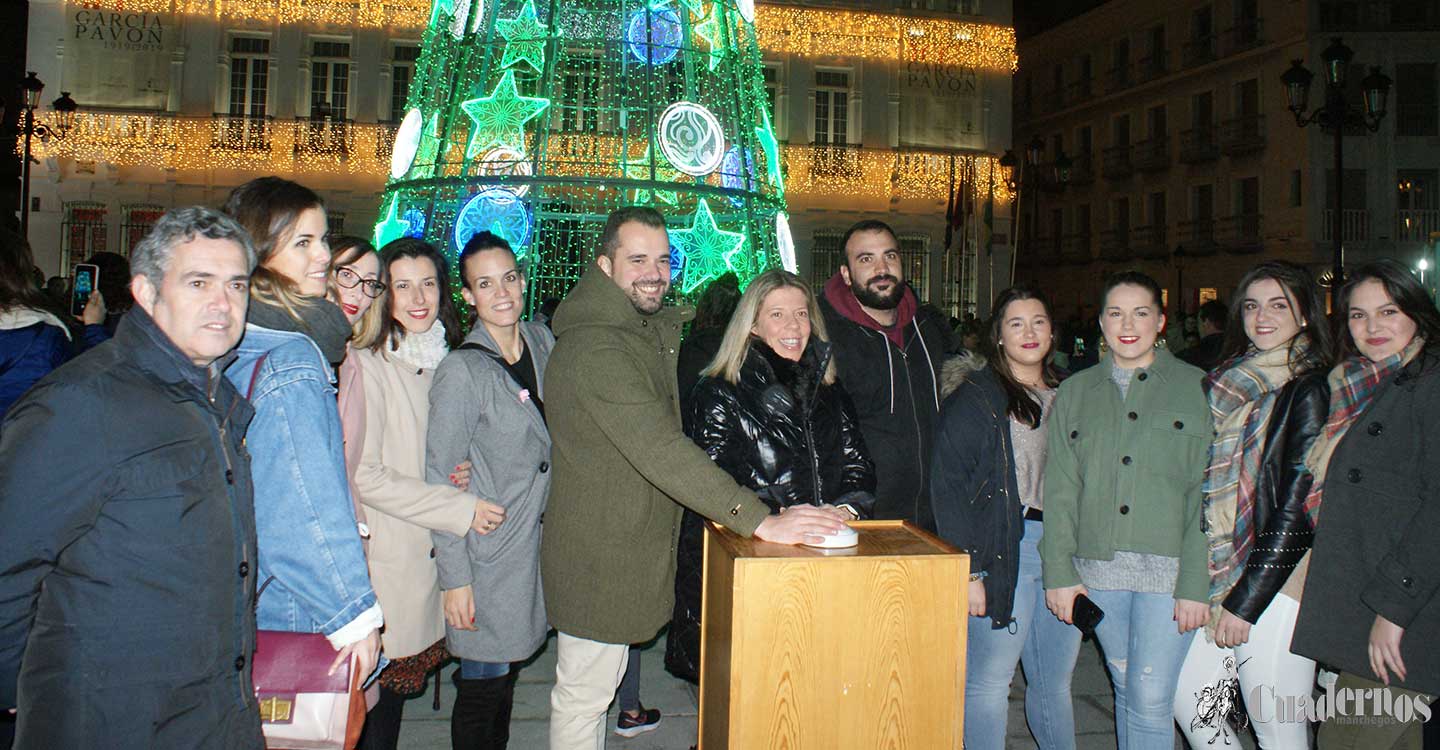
[968,571,988,582]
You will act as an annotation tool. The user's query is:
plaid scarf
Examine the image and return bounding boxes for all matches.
[1202,344,1305,619]
[1303,338,1424,528]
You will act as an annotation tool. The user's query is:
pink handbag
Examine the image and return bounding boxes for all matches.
[252,630,366,750]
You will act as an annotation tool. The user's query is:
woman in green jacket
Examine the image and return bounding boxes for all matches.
[1040,271,1210,749]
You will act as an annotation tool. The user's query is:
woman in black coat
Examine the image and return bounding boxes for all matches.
[667,269,876,682]
[1292,260,1440,748]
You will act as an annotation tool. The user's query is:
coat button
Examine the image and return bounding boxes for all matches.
[1121,456,1133,466]
[235,656,246,671]
[1137,372,1148,381]
[1367,422,1383,436]
[1347,468,1362,483]
[1070,430,1079,439]
[1127,412,1138,421]
[1174,421,1184,430]
[1119,505,1130,514]
[1402,576,1415,588]
[238,561,249,578]
[539,461,550,473]
[226,469,235,485]
[429,548,436,558]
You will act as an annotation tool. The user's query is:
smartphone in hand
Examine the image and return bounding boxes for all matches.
[1072,594,1105,635]
[71,263,99,318]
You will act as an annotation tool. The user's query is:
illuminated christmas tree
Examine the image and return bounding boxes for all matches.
[375,0,792,309]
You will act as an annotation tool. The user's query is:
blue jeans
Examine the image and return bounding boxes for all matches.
[1086,588,1195,750]
[965,520,1082,750]
[460,659,510,680]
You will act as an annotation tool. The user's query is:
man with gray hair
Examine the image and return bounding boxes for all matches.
[0,207,266,749]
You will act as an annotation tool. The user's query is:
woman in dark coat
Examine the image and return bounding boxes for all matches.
[668,269,877,682]
[1292,260,1440,749]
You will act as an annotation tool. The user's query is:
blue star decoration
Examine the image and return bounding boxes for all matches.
[671,199,746,294]
[373,197,411,248]
[497,0,549,73]
[460,70,551,159]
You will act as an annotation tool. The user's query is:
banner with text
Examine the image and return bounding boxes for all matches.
[898,62,983,150]
[63,6,177,109]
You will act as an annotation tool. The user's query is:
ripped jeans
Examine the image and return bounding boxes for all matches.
[1086,588,1195,749]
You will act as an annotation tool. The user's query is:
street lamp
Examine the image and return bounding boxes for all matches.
[1282,38,1391,291]
[18,72,79,242]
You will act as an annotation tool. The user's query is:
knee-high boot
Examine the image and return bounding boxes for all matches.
[358,685,406,750]
[451,672,515,750]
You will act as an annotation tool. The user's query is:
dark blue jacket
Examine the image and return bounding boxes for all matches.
[0,313,112,422]
[0,308,263,749]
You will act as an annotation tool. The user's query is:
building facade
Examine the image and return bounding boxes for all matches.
[1013,0,1440,319]
[22,0,1017,318]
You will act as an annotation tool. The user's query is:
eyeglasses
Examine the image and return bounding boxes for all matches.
[334,266,387,298]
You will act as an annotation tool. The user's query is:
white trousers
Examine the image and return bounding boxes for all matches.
[549,632,630,750]
[1173,593,1316,749]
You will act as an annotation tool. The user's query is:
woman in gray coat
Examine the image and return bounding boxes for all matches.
[426,232,554,750]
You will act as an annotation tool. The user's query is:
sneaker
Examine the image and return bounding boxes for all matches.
[614,705,662,738]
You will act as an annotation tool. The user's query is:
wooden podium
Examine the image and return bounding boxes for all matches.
[697,520,969,749]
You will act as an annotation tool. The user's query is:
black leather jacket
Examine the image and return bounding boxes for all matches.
[1218,371,1330,623]
[665,339,876,681]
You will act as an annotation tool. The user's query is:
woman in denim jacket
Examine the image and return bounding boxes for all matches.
[222,177,382,681]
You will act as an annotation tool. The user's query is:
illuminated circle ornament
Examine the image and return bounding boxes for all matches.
[390,109,425,179]
[735,0,755,24]
[453,188,534,253]
[626,7,683,66]
[477,147,534,197]
[657,102,725,177]
[719,145,757,205]
[448,0,472,37]
[775,212,797,273]
[402,209,427,238]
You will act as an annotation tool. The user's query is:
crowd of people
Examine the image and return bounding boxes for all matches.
[0,174,1436,750]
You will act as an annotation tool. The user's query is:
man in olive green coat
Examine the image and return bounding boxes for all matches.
[541,206,846,749]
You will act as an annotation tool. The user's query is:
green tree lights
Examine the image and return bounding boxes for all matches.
[376,0,789,312]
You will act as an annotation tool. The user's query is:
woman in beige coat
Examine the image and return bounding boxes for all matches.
[350,237,507,750]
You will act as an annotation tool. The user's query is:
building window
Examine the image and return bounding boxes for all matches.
[229,36,270,119]
[1396,63,1438,137]
[63,202,109,276]
[897,234,930,301]
[121,204,166,257]
[391,44,421,121]
[813,69,849,146]
[310,40,352,118]
[762,62,782,126]
[808,230,844,289]
[327,213,346,237]
[1398,169,1438,241]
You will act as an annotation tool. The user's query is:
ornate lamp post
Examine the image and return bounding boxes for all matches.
[1281,38,1391,290]
[18,72,79,242]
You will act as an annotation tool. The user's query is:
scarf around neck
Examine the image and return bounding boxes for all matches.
[247,296,352,367]
[1303,337,1424,529]
[1201,342,1307,624]
[390,319,450,371]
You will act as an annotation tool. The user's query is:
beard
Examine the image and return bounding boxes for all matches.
[625,280,667,315]
[851,273,903,311]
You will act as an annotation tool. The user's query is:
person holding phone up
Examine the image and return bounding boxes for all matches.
[931,285,1082,750]
[1039,271,1211,750]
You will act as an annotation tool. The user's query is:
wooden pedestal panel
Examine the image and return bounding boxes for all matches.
[698,520,968,749]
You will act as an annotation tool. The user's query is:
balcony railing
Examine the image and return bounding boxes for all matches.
[1178,218,1218,255]
[211,114,274,152]
[1318,1,1440,31]
[293,117,354,157]
[807,145,864,180]
[1322,209,1371,242]
[1101,144,1134,179]
[1137,50,1168,82]
[1068,154,1095,185]
[1219,213,1263,253]
[1180,125,1220,163]
[1099,228,1131,261]
[1222,17,1264,55]
[1396,103,1439,137]
[1182,35,1216,67]
[1106,65,1133,94]
[1221,114,1266,155]
[1398,209,1440,242]
[1134,136,1170,172]
[1131,224,1169,259]
[1061,232,1093,264]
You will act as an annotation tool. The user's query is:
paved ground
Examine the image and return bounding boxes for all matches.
[394,632,1261,749]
